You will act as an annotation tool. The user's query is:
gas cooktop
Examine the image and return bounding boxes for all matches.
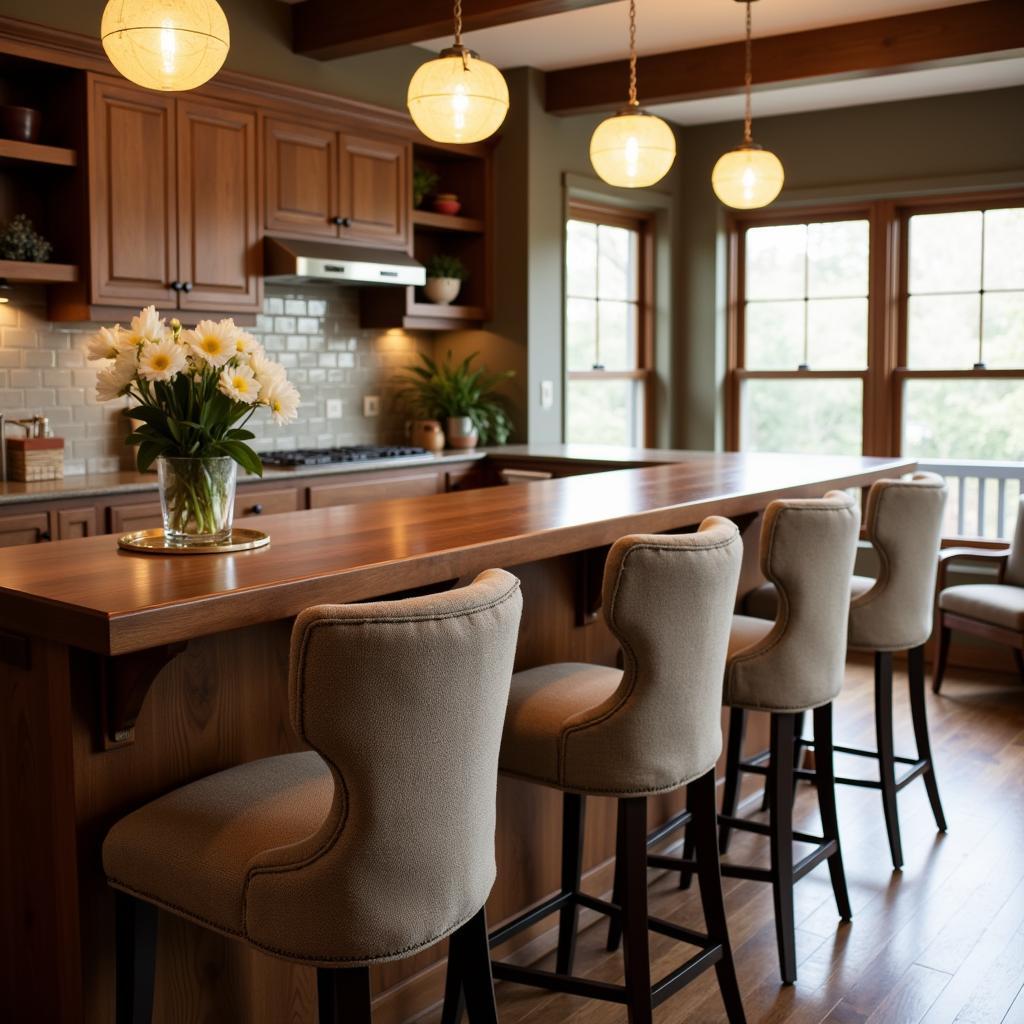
[261,445,429,468]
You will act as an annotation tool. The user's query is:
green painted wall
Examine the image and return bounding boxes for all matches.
[3,0,427,110]
[675,85,1024,450]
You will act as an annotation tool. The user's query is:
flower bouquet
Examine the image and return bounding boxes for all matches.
[89,307,300,545]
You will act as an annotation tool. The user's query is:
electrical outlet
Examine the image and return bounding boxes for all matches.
[540,380,554,410]
[325,398,343,419]
[363,395,380,417]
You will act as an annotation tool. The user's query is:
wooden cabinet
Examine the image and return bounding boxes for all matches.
[263,117,409,249]
[308,471,441,509]
[56,506,98,540]
[108,501,163,534]
[85,77,261,316]
[234,486,299,520]
[0,511,50,546]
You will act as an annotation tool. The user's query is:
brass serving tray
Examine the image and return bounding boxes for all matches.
[117,528,270,555]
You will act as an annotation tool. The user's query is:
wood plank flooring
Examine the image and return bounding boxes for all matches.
[417,658,1024,1024]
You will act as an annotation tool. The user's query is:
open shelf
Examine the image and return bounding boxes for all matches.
[408,300,486,320]
[0,259,78,283]
[412,209,485,234]
[0,138,76,167]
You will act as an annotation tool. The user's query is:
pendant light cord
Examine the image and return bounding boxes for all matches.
[743,0,753,144]
[454,0,463,46]
[628,0,639,107]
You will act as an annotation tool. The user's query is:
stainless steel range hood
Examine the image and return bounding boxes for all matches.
[264,237,425,287]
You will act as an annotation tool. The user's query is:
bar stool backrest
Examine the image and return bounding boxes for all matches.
[727,492,860,713]
[243,569,522,964]
[849,471,948,651]
[1006,496,1024,587]
[562,517,743,796]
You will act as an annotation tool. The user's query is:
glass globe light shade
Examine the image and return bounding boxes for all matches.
[589,109,676,189]
[711,144,785,210]
[407,49,509,144]
[101,0,230,92]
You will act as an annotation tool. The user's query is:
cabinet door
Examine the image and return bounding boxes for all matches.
[338,134,409,249]
[177,99,262,314]
[57,506,99,540]
[0,511,51,547]
[89,78,178,308]
[264,118,338,239]
[109,502,163,534]
[234,485,299,520]
[308,471,440,509]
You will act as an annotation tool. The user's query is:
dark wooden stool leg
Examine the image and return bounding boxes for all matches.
[908,644,947,832]
[813,703,852,922]
[557,793,586,975]
[440,940,467,1024]
[689,769,747,1024]
[719,708,747,854]
[1015,647,1024,684]
[621,796,654,1024]
[769,713,797,985]
[449,908,498,1024]
[677,822,697,890]
[115,892,158,1024]
[606,800,627,952]
[875,650,904,870]
[317,965,372,1024]
[792,709,806,802]
[933,621,952,694]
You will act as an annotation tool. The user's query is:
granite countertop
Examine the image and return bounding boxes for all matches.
[0,449,487,506]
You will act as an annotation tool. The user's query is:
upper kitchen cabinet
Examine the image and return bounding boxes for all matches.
[51,76,261,320]
[264,117,409,250]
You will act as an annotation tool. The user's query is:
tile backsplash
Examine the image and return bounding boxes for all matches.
[0,284,431,476]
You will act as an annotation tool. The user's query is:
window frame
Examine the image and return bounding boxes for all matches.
[565,200,655,446]
[726,189,1024,458]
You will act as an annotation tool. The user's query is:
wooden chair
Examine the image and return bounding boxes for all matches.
[934,494,1024,692]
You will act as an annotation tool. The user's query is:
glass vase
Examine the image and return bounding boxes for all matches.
[157,456,237,545]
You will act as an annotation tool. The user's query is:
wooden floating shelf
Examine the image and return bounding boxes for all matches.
[0,138,77,167]
[408,300,485,321]
[0,259,79,283]
[412,210,485,234]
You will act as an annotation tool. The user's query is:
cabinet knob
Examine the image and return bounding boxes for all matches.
[250,503,264,515]
[332,216,351,228]
[39,530,51,542]
[182,281,194,293]
[171,280,183,292]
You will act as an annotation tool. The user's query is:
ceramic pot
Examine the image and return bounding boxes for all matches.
[157,456,237,545]
[432,193,462,216]
[446,416,479,450]
[0,106,40,143]
[424,276,462,305]
[409,419,445,452]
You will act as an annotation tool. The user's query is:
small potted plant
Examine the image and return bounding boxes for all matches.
[396,351,513,450]
[413,165,439,209]
[423,254,467,306]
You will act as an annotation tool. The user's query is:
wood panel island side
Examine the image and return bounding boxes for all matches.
[0,451,914,1023]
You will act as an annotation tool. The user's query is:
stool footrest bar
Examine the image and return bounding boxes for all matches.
[488,891,573,948]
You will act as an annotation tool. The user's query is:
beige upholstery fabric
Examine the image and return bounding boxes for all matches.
[728,615,773,658]
[500,518,743,797]
[939,584,1024,631]
[1005,496,1024,588]
[104,570,523,967]
[744,575,872,621]
[724,492,860,713]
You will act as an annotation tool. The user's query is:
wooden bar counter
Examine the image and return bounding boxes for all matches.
[0,450,912,1023]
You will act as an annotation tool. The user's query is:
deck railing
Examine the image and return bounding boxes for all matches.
[916,459,1024,540]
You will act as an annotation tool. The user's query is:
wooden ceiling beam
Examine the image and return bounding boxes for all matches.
[545,0,1024,114]
[293,0,618,61]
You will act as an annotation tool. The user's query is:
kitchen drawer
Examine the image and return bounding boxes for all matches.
[235,486,299,519]
[108,501,163,534]
[308,471,441,509]
[0,510,51,546]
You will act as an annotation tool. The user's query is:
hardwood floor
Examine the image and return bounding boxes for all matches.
[418,658,1024,1024]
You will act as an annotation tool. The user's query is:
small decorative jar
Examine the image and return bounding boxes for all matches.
[446,416,479,450]
[432,193,461,215]
[409,419,446,452]
[157,455,237,545]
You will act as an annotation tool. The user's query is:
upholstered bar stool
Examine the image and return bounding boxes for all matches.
[456,520,746,1024]
[655,492,860,985]
[743,473,949,870]
[102,571,523,1024]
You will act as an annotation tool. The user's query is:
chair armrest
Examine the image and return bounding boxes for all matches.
[937,545,1009,591]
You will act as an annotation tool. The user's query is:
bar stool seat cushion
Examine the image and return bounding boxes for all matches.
[499,662,622,789]
[728,614,774,658]
[103,750,332,940]
[743,575,874,623]
[939,583,1024,631]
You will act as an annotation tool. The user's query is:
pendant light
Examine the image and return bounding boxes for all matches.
[101,0,230,93]
[711,0,783,209]
[407,0,509,145]
[589,0,676,189]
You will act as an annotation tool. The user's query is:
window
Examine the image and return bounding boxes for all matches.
[564,205,652,446]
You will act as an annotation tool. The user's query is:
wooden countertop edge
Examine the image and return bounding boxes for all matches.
[0,457,915,657]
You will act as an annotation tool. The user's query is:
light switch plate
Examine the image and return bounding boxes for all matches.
[540,380,554,410]
[325,398,343,419]
[363,395,380,417]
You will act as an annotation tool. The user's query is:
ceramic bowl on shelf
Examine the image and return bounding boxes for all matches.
[424,276,462,305]
[432,193,462,216]
[0,106,41,143]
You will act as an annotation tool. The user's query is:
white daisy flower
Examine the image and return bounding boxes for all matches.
[186,319,241,367]
[138,336,187,382]
[218,363,261,404]
[95,348,137,401]
[262,377,300,425]
[122,305,165,348]
[232,331,262,357]
[248,350,287,389]
[86,324,123,361]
